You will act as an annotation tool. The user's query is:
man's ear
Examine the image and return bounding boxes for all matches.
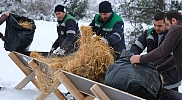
[172,18,177,24]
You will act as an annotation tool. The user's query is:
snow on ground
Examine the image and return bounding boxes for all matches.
[0,20,181,100]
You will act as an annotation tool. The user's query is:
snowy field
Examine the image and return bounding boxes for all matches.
[0,20,181,100]
[0,20,89,100]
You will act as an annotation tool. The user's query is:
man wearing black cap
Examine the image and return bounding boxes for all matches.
[90,1,126,60]
[50,5,80,56]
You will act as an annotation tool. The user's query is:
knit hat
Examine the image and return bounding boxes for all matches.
[55,5,65,13]
[99,1,112,13]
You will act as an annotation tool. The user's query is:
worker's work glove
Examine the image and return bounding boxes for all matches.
[99,37,108,44]
[54,48,65,56]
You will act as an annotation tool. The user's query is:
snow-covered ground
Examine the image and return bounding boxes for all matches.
[0,20,181,100]
[0,20,89,100]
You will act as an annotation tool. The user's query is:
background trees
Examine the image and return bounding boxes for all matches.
[0,0,182,48]
[114,0,182,48]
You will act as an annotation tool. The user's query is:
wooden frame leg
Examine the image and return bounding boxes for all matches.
[8,52,39,89]
[57,72,85,100]
[15,71,35,90]
[90,84,110,100]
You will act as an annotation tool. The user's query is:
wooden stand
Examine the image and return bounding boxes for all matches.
[9,51,144,100]
[9,52,66,100]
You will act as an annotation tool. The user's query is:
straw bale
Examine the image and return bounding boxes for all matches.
[30,26,115,93]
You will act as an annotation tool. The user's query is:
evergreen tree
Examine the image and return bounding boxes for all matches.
[115,0,166,48]
[63,0,88,20]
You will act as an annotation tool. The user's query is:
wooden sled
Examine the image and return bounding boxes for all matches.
[9,51,182,100]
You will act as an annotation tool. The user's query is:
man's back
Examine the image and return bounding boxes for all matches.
[130,28,181,91]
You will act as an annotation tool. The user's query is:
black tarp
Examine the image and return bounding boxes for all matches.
[105,50,162,100]
[4,13,36,52]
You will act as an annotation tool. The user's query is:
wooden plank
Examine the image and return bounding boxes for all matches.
[15,71,35,90]
[90,84,110,100]
[57,72,85,100]
[60,70,143,100]
[8,52,39,89]
[29,59,66,100]
[53,89,67,100]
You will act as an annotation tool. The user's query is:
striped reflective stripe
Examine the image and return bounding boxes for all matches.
[94,24,113,32]
[103,28,113,32]
[135,40,144,50]
[66,30,76,34]
[164,81,181,89]
[95,23,100,27]
[113,32,121,40]
[60,20,77,27]
[147,35,154,41]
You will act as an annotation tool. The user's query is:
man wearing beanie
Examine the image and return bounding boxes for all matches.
[90,1,126,60]
[50,5,80,56]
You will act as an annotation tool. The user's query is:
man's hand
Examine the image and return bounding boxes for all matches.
[3,11,9,17]
[100,37,108,44]
[0,32,4,41]
[1,36,4,41]
[0,32,3,38]
[54,48,65,56]
[130,55,141,64]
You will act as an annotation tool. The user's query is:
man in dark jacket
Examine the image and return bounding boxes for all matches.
[130,10,182,86]
[50,5,80,56]
[90,1,126,60]
[0,11,9,90]
[0,11,9,41]
[130,12,181,91]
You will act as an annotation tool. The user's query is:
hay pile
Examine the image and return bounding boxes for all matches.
[30,26,114,92]
[61,26,114,83]
[18,20,33,29]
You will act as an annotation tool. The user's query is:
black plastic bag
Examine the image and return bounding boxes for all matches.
[4,13,36,52]
[105,50,162,100]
